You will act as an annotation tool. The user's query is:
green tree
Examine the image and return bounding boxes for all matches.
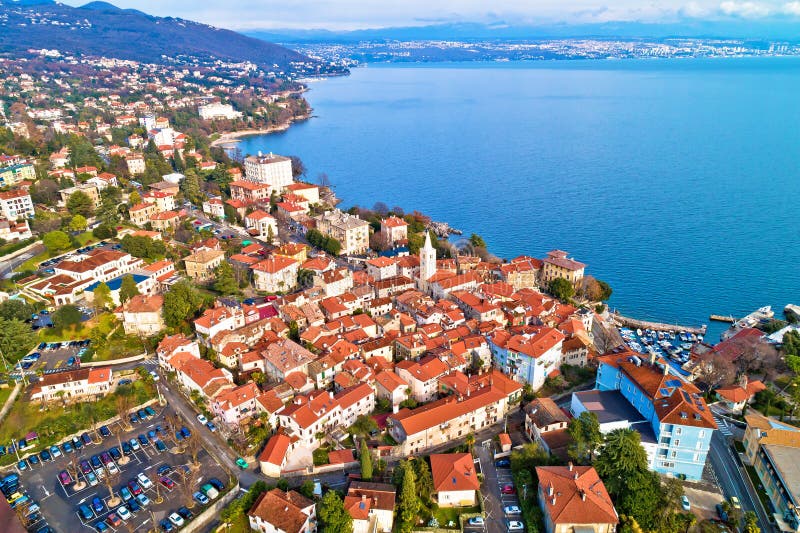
[68,214,87,233]
[93,282,112,311]
[396,460,419,533]
[119,275,140,304]
[181,169,201,204]
[469,233,486,249]
[548,277,575,301]
[595,428,649,492]
[744,511,760,533]
[163,280,205,328]
[360,439,373,481]
[567,411,602,464]
[42,230,71,253]
[0,318,37,364]
[97,186,122,225]
[92,224,117,240]
[66,190,94,217]
[0,299,35,322]
[52,304,83,330]
[317,490,353,533]
[411,457,434,503]
[128,190,142,206]
[349,414,378,437]
[213,261,240,295]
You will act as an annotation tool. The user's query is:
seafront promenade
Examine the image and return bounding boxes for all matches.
[611,312,707,335]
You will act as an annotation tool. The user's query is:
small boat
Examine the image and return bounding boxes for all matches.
[636,329,643,337]
[681,343,693,350]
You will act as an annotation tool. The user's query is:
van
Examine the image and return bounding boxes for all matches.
[200,484,219,500]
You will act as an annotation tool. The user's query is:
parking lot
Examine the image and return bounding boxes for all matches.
[472,444,524,533]
[13,339,91,380]
[12,404,231,532]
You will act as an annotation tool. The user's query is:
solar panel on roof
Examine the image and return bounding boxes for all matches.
[666,379,681,388]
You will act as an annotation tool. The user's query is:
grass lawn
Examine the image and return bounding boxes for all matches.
[18,250,50,273]
[430,505,481,529]
[0,380,155,467]
[0,385,15,411]
[37,322,93,342]
[313,446,330,466]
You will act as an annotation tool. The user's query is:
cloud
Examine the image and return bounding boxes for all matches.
[782,0,800,14]
[718,0,773,17]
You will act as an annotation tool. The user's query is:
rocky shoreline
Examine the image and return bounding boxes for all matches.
[209,112,312,148]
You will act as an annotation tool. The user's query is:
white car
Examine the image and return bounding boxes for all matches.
[106,462,120,475]
[467,517,485,526]
[117,505,131,521]
[169,512,185,527]
[149,370,160,382]
[86,472,98,486]
[129,438,140,451]
[137,473,153,489]
[196,414,208,424]
[507,520,524,531]
[136,493,150,507]
[503,506,521,515]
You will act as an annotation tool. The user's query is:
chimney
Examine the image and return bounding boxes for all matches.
[740,374,749,389]
[568,462,573,471]
[663,363,669,376]
[574,472,579,480]
[649,351,656,366]
[361,494,366,501]
[580,490,586,501]
[548,483,554,496]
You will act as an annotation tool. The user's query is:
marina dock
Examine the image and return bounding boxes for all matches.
[611,312,707,335]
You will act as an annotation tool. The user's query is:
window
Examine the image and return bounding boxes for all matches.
[674,439,680,447]
[699,430,705,439]
[671,451,677,458]
[675,427,682,435]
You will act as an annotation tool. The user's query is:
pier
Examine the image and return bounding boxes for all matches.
[610,312,707,335]
[709,314,735,323]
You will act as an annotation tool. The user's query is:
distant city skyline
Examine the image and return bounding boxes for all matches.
[60,0,800,31]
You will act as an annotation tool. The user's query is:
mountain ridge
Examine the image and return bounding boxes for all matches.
[0,1,314,70]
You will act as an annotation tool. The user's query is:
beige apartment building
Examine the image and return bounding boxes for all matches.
[315,209,370,255]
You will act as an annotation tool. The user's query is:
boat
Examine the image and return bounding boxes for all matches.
[722,306,775,341]
[636,329,643,337]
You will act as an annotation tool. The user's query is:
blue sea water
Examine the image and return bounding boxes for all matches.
[236,58,800,339]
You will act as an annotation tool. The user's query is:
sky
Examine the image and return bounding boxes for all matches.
[61,0,800,30]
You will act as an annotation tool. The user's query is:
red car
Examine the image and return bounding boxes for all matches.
[160,476,175,489]
[128,481,143,496]
[58,470,72,486]
[501,484,516,495]
[106,512,121,527]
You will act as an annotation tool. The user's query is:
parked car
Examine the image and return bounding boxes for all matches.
[95,521,109,532]
[118,379,132,386]
[157,465,172,476]
[129,438,140,451]
[155,439,167,452]
[128,480,143,496]
[175,431,184,442]
[90,454,102,468]
[106,462,119,475]
[117,506,131,521]
[49,445,61,458]
[16,460,27,471]
[504,505,521,515]
[81,433,93,446]
[196,414,208,424]
[28,455,39,466]
[168,512,185,527]
[80,460,93,475]
[193,492,209,505]
[137,409,147,420]
[137,473,153,489]
[200,483,219,499]
[138,434,149,446]
[180,427,191,438]
[91,496,105,514]
[61,442,73,454]
[128,498,141,513]
[177,506,194,520]
[235,457,248,469]
[206,422,217,432]
[145,406,156,417]
[208,477,225,491]
[501,484,516,495]
[72,436,83,450]
[86,472,98,486]
[119,487,133,502]
[160,477,175,490]
[681,496,691,511]
[136,493,151,507]
[507,520,525,531]
[58,470,72,486]
[495,458,511,468]
[106,512,121,527]
[39,449,51,462]
[78,504,94,521]
[99,426,111,438]
[109,447,122,461]
[467,517,485,526]
[129,413,139,425]
[159,518,175,532]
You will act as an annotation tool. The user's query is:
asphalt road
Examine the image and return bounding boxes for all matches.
[475,444,522,533]
[708,432,773,532]
[0,243,43,277]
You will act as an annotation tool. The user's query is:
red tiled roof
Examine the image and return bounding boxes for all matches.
[430,453,481,492]
[536,466,617,526]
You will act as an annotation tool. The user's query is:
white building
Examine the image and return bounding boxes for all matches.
[0,190,34,220]
[198,103,242,121]
[244,151,293,191]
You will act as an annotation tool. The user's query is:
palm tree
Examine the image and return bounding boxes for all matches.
[465,433,475,455]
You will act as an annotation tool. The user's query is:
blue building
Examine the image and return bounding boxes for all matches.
[574,349,716,480]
